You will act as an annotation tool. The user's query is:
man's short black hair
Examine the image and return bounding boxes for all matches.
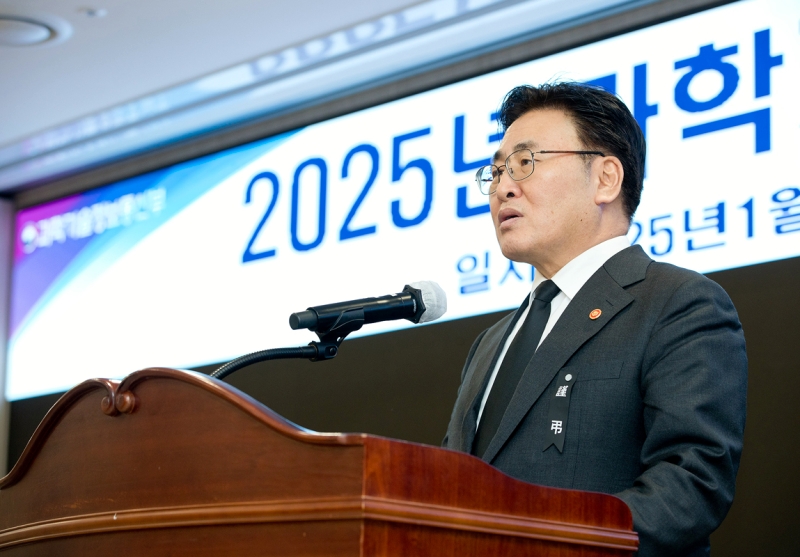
[497,82,646,220]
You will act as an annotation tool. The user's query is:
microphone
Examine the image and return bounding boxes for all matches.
[289,281,447,333]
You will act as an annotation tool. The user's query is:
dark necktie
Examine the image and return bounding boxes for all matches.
[472,279,561,457]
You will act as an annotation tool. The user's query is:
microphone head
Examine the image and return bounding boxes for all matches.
[408,281,447,323]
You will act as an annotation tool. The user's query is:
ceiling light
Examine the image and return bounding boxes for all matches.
[0,17,53,46]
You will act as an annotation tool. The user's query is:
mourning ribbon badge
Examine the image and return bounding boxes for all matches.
[544,370,576,453]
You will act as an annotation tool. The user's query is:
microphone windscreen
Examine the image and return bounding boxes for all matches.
[409,281,447,323]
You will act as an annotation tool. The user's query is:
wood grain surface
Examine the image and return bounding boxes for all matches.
[0,367,637,556]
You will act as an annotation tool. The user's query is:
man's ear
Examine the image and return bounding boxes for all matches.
[594,156,624,206]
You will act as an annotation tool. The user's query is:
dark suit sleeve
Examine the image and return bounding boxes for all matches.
[442,328,488,448]
[615,276,747,557]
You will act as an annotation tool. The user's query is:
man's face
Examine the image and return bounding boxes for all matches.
[490,109,599,275]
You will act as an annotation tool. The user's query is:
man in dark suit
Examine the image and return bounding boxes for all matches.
[443,83,747,557]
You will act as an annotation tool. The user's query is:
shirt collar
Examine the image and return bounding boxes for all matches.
[530,236,631,300]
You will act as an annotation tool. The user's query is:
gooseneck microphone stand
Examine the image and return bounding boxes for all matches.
[210,308,366,381]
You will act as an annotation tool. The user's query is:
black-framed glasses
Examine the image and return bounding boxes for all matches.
[475,148,605,195]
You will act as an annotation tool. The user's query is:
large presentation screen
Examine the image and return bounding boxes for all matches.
[8,0,799,400]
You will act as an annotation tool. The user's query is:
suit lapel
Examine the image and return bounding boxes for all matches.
[481,245,650,463]
[449,305,524,453]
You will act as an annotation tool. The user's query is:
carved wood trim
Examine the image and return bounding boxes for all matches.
[0,378,118,489]
[360,496,638,550]
[0,368,365,489]
[0,496,638,551]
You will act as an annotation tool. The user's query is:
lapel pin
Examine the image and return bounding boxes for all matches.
[589,308,602,320]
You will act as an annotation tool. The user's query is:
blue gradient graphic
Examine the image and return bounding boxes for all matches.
[10,130,299,343]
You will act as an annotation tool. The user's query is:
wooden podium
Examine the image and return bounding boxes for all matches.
[0,368,638,556]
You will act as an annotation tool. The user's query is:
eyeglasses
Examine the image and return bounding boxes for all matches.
[475,148,606,195]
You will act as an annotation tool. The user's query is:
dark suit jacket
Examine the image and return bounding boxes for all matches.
[443,245,747,557]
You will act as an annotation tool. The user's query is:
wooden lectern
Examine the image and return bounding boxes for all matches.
[0,368,638,556]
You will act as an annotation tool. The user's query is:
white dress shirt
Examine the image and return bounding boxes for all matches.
[476,236,631,425]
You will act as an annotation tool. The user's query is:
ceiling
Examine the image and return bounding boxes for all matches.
[0,0,423,147]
